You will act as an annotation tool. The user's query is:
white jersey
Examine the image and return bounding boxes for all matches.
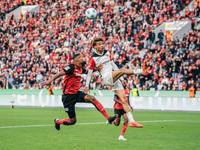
[86,50,123,90]
[88,50,113,78]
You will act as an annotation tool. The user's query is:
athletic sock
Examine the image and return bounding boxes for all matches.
[93,100,109,120]
[126,111,135,123]
[56,118,70,125]
[120,123,128,136]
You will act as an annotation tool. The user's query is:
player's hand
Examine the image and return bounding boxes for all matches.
[41,81,51,86]
[122,80,126,86]
[96,63,103,71]
[130,106,133,111]
[84,87,90,94]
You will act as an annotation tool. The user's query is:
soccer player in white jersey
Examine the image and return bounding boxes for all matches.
[84,37,143,128]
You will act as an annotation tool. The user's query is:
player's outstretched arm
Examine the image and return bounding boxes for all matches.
[84,57,98,94]
[84,69,93,94]
[41,70,65,86]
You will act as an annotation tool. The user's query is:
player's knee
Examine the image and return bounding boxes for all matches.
[90,96,96,103]
[71,121,76,125]
[70,119,77,125]
[121,98,128,104]
[124,118,128,123]
[85,95,96,103]
[115,122,120,126]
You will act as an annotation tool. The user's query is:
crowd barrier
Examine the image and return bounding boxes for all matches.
[0,90,199,111]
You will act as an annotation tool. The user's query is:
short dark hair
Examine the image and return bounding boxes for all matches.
[73,54,80,60]
[92,37,104,48]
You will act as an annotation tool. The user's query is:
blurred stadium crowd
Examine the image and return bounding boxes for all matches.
[0,0,200,91]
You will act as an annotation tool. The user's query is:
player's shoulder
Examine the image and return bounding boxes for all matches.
[64,63,75,71]
[67,63,75,68]
[90,52,97,58]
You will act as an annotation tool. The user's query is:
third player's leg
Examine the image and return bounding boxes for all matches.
[122,114,129,124]
[112,68,134,83]
[114,89,131,113]
[114,90,144,128]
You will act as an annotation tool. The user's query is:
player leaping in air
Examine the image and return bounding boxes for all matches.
[41,54,117,130]
[84,37,144,128]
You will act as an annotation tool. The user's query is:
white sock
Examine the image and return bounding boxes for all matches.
[126,111,135,123]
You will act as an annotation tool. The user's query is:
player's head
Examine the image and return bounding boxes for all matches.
[92,37,104,53]
[73,54,86,67]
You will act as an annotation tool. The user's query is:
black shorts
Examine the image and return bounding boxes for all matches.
[62,91,87,118]
[114,109,126,118]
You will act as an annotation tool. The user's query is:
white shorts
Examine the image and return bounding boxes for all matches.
[102,72,124,90]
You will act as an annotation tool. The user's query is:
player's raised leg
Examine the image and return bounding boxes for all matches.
[84,94,116,124]
[112,68,143,83]
[115,89,143,128]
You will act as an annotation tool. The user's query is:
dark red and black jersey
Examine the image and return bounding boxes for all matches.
[62,63,86,95]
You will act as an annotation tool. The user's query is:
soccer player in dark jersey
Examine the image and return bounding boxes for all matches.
[41,54,116,130]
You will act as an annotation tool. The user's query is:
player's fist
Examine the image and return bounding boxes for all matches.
[94,63,103,71]
[84,87,90,94]
[97,63,103,70]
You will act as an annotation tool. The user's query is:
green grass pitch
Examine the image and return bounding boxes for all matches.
[0,107,200,150]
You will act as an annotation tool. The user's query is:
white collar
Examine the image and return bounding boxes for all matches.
[93,48,104,56]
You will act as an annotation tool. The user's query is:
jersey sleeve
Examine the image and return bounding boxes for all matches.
[63,64,75,75]
[127,89,130,100]
[88,57,96,70]
[85,69,93,87]
[110,53,112,61]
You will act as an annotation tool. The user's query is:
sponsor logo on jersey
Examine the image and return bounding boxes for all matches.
[64,66,70,71]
